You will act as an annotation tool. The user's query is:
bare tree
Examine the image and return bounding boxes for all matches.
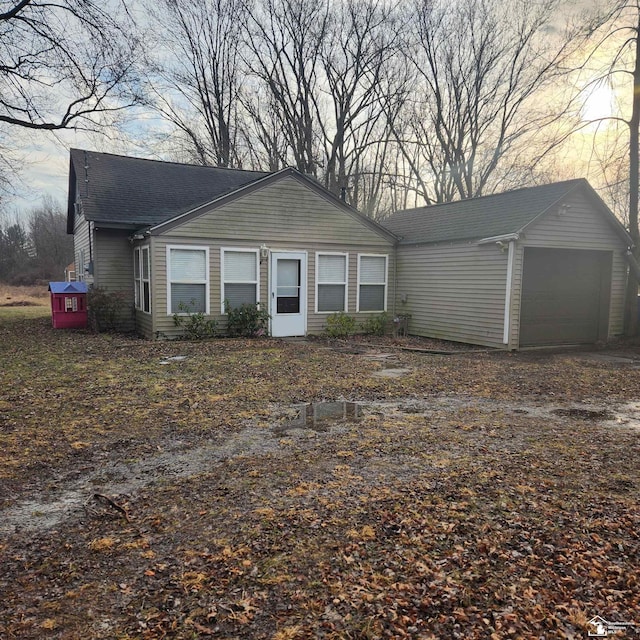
[576,2,640,334]
[317,0,401,200]
[143,0,248,167]
[243,0,329,177]
[242,0,406,212]
[240,85,289,172]
[0,0,139,131]
[392,0,580,205]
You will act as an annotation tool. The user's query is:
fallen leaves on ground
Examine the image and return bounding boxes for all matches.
[0,313,639,638]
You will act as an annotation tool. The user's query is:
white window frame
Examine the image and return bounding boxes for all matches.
[134,246,151,314]
[357,254,388,313]
[220,247,260,314]
[134,247,141,308]
[315,252,348,313]
[77,249,85,282]
[166,245,210,316]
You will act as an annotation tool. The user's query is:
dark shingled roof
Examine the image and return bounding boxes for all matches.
[67,149,270,231]
[381,179,600,245]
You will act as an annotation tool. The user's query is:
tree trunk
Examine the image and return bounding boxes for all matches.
[624,11,640,336]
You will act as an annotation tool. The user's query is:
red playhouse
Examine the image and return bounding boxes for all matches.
[48,282,88,329]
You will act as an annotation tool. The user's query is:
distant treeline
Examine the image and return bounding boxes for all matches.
[0,199,72,285]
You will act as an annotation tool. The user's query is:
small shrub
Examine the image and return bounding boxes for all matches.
[361,312,390,336]
[325,311,356,338]
[87,287,127,332]
[173,300,218,340]
[225,301,270,337]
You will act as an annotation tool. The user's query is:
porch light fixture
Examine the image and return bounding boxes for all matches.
[260,244,269,260]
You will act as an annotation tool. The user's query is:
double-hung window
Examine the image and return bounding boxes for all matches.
[134,247,151,313]
[77,249,85,282]
[357,254,387,312]
[221,248,259,312]
[316,253,348,312]
[167,246,209,314]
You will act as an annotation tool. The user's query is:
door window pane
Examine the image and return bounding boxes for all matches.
[276,259,300,314]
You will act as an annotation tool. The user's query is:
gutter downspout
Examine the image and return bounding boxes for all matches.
[503,240,515,346]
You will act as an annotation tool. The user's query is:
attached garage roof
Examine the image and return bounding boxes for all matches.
[67,149,270,232]
[381,179,630,246]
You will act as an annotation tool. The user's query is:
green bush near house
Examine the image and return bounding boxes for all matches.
[225,301,270,337]
[87,287,127,332]
[173,300,218,340]
[361,311,390,336]
[325,311,357,338]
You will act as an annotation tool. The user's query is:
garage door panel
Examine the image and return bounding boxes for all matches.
[520,248,611,346]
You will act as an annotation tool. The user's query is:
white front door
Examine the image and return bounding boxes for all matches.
[270,251,307,337]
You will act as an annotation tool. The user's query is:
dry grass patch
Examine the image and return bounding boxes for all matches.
[1,316,640,638]
[0,283,49,306]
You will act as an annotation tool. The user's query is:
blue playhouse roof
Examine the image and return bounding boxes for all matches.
[48,282,88,294]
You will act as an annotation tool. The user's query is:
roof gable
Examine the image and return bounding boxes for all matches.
[381,179,627,245]
[67,149,270,233]
[150,168,397,243]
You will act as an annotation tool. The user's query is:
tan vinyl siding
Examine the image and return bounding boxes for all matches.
[72,213,94,286]
[511,191,627,346]
[166,176,391,248]
[395,243,509,348]
[149,177,394,338]
[94,229,135,331]
[609,251,626,336]
[151,239,395,338]
[521,192,624,249]
[135,309,154,338]
[508,245,524,350]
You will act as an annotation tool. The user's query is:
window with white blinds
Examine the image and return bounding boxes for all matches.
[167,246,209,314]
[222,248,259,311]
[358,254,387,312]
[316,253,347,312]
[134,246,151,313]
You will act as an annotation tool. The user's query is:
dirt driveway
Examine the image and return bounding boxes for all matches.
[1,316,639,639]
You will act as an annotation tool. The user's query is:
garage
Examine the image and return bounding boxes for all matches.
[519,247,612,346]
[384,178,630,350]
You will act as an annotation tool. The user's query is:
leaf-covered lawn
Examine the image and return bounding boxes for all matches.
[1,313,639,639]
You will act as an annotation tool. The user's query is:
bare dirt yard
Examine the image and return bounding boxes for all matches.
[1,308,639,639]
